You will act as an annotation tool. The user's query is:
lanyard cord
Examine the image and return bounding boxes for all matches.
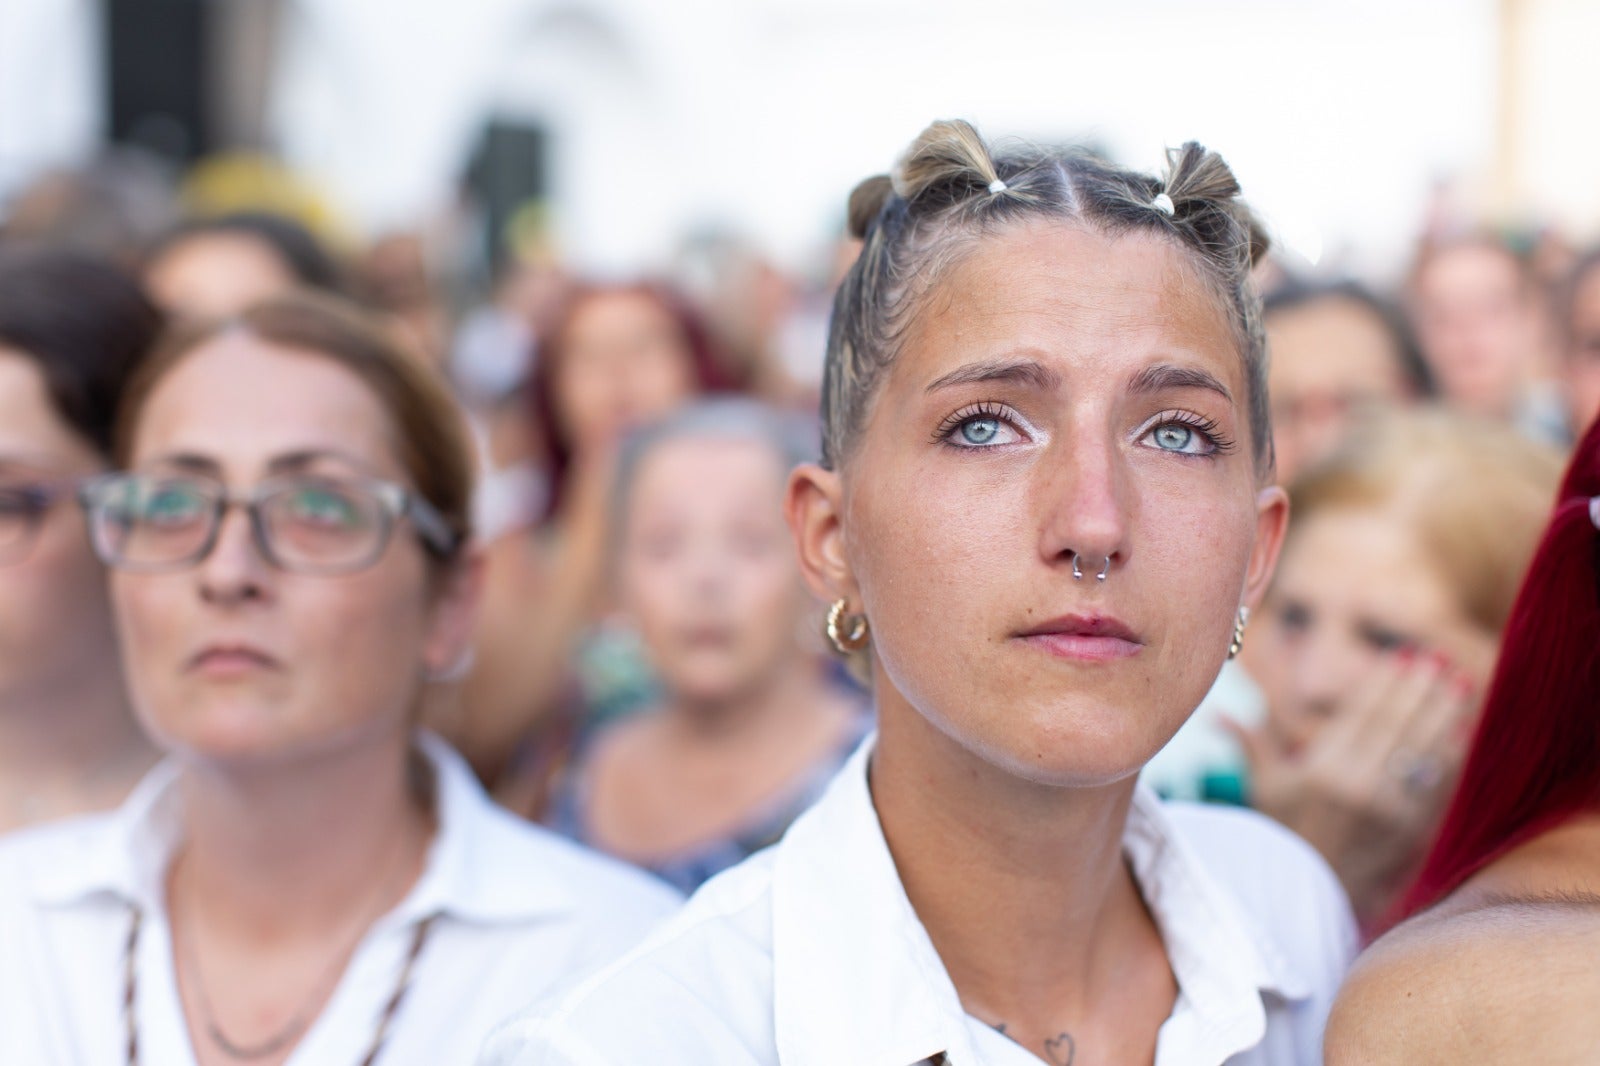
[122,905,436,1066]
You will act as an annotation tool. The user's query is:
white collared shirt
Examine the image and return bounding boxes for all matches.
[482,736,1358,1066]
[0,733,682,1065]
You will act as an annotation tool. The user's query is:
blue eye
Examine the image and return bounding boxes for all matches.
[1152,424,1196,452]
[960,418,1001,446]
[938,405,1024,449]
[1139,411,1233,457]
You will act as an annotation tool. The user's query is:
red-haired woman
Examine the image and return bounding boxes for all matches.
[454,283,731,796]
[1325,416,1600,1061]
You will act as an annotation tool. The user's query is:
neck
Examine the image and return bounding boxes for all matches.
[665,656,826,741]
[0,669,156,829]
[870,695,1154,1022]
[171,728,433,942]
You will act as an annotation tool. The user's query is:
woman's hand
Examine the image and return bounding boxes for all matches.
[1227,648,1477,926]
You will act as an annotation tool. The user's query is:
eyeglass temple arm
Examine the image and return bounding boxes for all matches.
[406,494,461,556]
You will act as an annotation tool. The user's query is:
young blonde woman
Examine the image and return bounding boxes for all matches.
[1235,407,1561,928]
[0,295,678,1065]
[485,120,1357,1066]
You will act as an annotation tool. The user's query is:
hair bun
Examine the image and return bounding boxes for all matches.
[892,119,1005,206]
[846,175,894,240]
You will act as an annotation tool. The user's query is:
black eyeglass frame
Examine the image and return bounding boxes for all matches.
[76,471,461,575]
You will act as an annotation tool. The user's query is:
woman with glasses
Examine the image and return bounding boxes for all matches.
[0,294,679,1064]
[0,245,162,833]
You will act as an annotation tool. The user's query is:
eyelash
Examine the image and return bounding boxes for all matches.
[931,402,1023,447]
[1142,409,1237,457]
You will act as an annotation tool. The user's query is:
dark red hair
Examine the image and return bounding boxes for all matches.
[526,281,734,525]
[1398,416,1600,919]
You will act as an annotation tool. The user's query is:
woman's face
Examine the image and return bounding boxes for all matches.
[805,223,1286,787]
[110,332,470,766]
[1411,244,1539,418]
[1266,297,1413,484]
[1252,505,1497,749]
[553,292,699,452]
[621,435,806,707]
[0,349,119,709]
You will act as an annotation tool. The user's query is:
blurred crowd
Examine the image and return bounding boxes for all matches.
[1,141,1592,930]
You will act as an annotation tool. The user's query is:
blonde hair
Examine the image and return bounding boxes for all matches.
[1289,407,1564,634]
[825,119,1272,474]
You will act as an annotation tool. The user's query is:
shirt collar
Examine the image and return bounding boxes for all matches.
[770,734,1313,1066]
[28,732,576,927]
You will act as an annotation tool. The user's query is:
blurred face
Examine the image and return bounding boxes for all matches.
[830,224,1285,787]
[1411,244,1539,418]
[1565,268,1600,433]
[110,333,465,766]
[1253,505,1497,749]
[0,348,118,708]
[144,232,300,321]
[553,292,698,451]
[621,436,805,707]
[1267,297,1412,482]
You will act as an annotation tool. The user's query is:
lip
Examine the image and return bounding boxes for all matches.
[1016,613,1144,662]
[186,643,282,678]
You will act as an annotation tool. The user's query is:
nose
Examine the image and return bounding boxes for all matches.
[1037,420,1131,579]
[197,500,270,605]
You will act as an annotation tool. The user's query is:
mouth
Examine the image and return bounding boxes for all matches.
[186,643,282,678]
[682,625,736,649]
[1015,613,1144,663]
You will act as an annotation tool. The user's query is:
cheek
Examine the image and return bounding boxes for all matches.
[631,351,694,411]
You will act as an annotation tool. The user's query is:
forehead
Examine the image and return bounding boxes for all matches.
[1267,298,1405,393]
[132,332,402,477]
[1279,505,1463,626]
[1419,244,1522,297]
[0,346,96,467]
[893,222,1241,391]
[630,436,786,510]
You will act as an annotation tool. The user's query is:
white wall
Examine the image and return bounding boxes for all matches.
[275,0,1499,276]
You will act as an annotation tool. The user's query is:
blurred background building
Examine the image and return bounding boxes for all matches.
[4,0,1598,281]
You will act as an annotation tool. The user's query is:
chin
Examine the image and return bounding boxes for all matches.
[966,698,1180,790]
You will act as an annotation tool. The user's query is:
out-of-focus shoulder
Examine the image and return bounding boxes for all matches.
[1325,896,1600,1064]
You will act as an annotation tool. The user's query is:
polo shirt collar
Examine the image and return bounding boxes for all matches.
[27,731,575,928]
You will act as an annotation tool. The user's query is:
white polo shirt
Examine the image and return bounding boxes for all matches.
[0,733,682,1065]
[482,736,1357,1066]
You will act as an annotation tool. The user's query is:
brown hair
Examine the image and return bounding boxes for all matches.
[1289,406,1562,634]
[115,292,474,560]
[825,119,1272,476]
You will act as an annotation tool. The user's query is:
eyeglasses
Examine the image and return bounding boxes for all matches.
[0,479,80,565]
[77,472,460,575]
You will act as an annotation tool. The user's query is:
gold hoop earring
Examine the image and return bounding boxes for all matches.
[825,598,870,656]
[1227,606,1250,660]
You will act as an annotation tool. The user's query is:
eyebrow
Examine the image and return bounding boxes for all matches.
[142,448,371,476]
[1128,363,1233,403]
[925,358,1062,394]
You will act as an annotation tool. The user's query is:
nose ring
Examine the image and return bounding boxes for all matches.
[1071,553,1110,581]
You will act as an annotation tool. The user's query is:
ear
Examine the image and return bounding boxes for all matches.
[784,462,858,605]
[1242,485,1289,609]
[422,546,485,680]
